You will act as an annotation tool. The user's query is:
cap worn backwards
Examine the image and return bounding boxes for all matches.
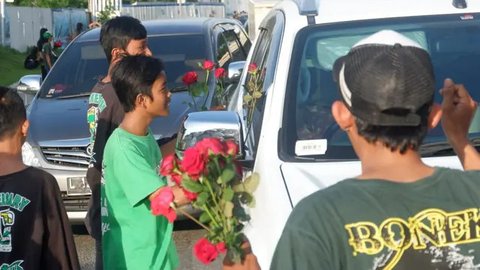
[333,30,435,126]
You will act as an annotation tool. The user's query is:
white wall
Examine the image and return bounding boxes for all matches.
[6,7,52,52]
[248,0,280,39]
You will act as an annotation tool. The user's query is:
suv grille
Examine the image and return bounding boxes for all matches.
[61,193,89,212]
[41,146,90,168]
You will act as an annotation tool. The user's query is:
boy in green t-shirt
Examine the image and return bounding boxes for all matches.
[101,55,188,269]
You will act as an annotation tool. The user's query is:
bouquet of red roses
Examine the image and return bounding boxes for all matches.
[151,137,259,264]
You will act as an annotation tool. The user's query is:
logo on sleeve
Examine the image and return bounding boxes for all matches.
[0,260,23,269]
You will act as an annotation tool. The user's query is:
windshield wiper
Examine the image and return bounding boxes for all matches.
[170,86,187,92]
[56,92,91,99]
[420,137,480,157]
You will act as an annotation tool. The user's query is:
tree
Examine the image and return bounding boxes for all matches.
[13,0,87,8]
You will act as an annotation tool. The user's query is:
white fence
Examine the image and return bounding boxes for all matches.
[122,3,225,20]
[5,7,87,52]
[3,3,226,53]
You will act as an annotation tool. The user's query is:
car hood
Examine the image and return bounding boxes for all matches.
[280,156,463,207]
[28,92,194,147]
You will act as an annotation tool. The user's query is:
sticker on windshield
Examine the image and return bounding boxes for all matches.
[295,139,327,156]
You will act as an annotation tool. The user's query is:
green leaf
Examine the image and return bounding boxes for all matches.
[220,167,236,184]
[252,91,263,99]
[195,192,209,207]
[243,94,253,103]
[233,183,245,192]
[199,211,211,223]
[222,187,234,202]
[244,173,260,193]
[182,178,204,193]
[223,201,234,218]
[248,196,256,208]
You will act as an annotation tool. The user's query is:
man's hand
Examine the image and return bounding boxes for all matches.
[223,241,261,270]
[440,78,480,170]
[440,78,477,145]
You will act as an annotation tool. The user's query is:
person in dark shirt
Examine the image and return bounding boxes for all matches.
[0,86,80,270]
[85,16,154,270]
[225,30,480,270]
[269,30,480,270]
[36,28,48,80]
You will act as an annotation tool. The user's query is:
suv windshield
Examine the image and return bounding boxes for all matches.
[283,14,480,161]
[39,34,207,99]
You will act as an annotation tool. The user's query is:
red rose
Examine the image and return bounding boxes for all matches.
[248,63,258,74]
[214,67,226,79]
[182,188,198,201]
[150,187,177,223]
[171,173,182,185]
[181,147,206,179]
[216,242,227,253]
[160,154,177,176]
[196,138,226,156]
[224,140,239,156]
[54,40,62,48]
[203,60,215,71]
[193,238,219,264]
[182,71,198,86]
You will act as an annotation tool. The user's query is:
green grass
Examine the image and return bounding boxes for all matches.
[0,46,41,87]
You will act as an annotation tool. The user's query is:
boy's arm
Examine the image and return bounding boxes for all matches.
[111,142,167,207]
[440,79,480,170]
[158,134,177,157]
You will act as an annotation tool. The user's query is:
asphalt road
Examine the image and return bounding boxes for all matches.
[73,222,222,270]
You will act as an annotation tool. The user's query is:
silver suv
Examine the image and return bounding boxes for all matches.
[23,18,251,223]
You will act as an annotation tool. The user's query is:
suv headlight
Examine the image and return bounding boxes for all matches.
[22,142,41,167]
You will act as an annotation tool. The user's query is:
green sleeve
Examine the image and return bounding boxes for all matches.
[270,224,333,270]
[111,142,166,207]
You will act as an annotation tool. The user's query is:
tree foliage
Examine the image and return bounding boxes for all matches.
[12,0,88,8]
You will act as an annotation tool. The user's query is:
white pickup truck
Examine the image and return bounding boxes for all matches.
[177,0,480,268]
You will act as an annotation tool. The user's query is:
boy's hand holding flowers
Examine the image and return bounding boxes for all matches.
[151,137,259,265]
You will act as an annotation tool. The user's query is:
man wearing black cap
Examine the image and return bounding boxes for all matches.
[269,30,480,270]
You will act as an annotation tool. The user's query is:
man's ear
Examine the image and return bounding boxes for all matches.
[111,48,125,63]
[21,120,29,138]
[331,101,354,131]
[428,103,442,129]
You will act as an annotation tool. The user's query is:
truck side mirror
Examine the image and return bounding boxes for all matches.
[176,111,245,160]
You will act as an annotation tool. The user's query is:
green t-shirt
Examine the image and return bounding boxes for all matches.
[271,167,480,270]
[101,127,178,270]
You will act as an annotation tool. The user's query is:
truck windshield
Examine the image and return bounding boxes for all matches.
[38,34,207,99]
[283,13,480,161]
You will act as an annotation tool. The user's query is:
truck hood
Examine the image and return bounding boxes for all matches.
[280,156,463,207]
[27,92,194,147]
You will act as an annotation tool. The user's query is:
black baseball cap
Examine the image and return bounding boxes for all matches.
[333,30,435,126]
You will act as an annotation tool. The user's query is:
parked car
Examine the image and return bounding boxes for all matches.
[175,0,480,268]
[22,17,251,223]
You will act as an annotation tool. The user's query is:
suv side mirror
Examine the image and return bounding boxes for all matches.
[227,61,246,83]
[176,111,245,159]
[16,74,42,93]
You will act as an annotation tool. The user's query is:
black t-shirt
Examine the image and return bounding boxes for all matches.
[0,167,80,270]
[85,81,124,240]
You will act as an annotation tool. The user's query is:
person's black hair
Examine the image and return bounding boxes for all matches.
[111,55,165,113]
[99,16,147,63]
[0,87,26,140]
[354,102,432,154]
[76,22,84,34]
[36,27,48,50]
